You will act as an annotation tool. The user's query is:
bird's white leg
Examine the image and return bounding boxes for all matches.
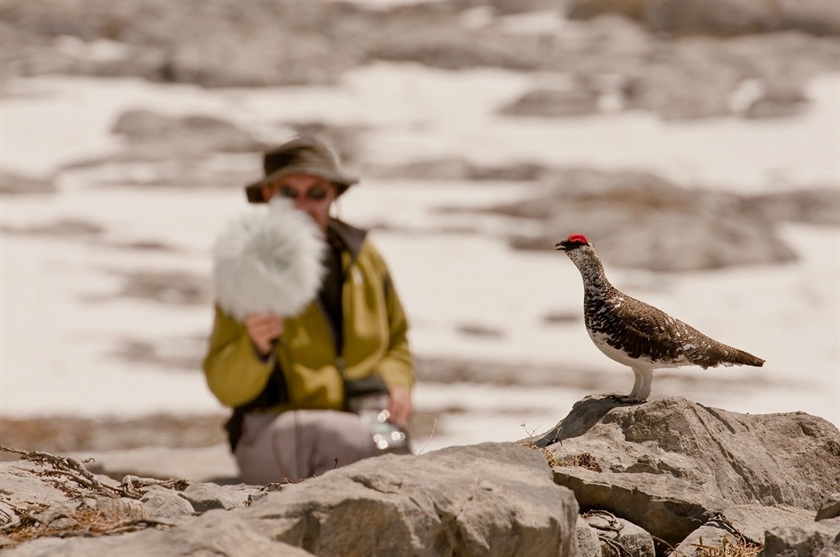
[626,367,642,399]
[614,366,653,403]
[633,367,654,401]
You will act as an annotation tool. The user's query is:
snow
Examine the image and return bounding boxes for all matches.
[1,64,838,450]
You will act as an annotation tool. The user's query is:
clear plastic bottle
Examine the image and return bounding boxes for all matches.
[350,394,408,451]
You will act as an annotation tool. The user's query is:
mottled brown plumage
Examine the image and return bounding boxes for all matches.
[556,234,764,402]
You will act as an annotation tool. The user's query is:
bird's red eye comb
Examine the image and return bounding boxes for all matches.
[567,234,589,244]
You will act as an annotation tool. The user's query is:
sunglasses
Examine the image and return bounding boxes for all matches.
[277,186,330,201]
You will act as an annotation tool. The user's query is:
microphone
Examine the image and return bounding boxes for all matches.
[213,198,326,322]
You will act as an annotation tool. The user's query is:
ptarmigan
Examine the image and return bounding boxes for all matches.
[555,233,764,402]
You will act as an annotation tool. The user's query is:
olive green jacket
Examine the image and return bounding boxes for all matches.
[203,220,414,412]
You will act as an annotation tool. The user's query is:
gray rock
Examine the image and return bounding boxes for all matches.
[3,511,314,557]
[567,0,840,36]
[777,0,840,36]
[1,219,102,238]
[576,516,602,557]
[552,465,725,549]
[93,495,149,521]
[104,108,264,171]
[111,109,261,153]
[497,87,601,118]
[367,23,544,72]
[367,158,547,182]
[673,505,815,556]
[240,442,579,557]
[140,487,195,519]
[761,516,840,557]
[0,455,188,549]
[818,494,840,522]
[0,1,359,88]
[584,511,655,557]
[0,171,55,196]
[560,19,835,121]
[0,461,72,524]
[493,169,798,271]
[626,41,745,120]
[178,482,258,513]
[537,396,840,547]
[743,82,810,120]
[59,109,265,189]
[0,459,112,532]
[751,188,840,227]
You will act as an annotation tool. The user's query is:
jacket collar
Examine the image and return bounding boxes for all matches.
[327,218,367,260]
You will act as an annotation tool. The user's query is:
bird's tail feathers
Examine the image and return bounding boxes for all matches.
[727,348,765,367]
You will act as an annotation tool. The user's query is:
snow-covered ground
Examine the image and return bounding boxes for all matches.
[1,64,838,453]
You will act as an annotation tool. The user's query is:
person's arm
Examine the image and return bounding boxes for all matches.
[378,270,415,427]
[203,305,278,407]
[378,274,413,389]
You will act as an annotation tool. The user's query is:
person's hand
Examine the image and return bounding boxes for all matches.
[386,386,413,428]
[244,313,284,357]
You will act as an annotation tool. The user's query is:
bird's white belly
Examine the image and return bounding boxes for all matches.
[589,330,658,368]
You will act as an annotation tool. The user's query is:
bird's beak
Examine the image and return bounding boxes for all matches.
[555,242,567,251]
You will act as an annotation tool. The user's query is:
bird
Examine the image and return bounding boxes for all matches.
[555,233,764,403]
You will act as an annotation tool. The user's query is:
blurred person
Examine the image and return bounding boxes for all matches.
[203,136,414,484]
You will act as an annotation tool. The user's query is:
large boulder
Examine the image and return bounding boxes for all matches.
[534,396,840,548]
[235,442,579,557]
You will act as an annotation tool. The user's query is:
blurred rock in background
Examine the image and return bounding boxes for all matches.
[567,0,840,36]
[2,0,838,120]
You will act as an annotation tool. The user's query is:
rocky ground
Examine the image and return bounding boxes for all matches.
[2,397,839,556]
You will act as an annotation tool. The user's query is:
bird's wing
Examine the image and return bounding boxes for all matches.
[610,297,691,360]
[607,296,763,368]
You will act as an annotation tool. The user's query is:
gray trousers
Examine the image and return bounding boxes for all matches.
[234,410,380,484]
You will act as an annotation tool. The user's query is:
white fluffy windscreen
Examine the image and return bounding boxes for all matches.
[212,198,326,321]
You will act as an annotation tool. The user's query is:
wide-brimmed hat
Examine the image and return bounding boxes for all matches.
[244,136,358,203]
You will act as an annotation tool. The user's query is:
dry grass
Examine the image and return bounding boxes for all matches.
[0,446,185,549]
[540,447,564,467]
[555,452,602,472]
[687,536,763,557]
[0,503,171,549]
[519,440,603,472]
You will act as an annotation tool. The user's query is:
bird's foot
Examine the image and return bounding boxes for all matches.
[607,393,645,404]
